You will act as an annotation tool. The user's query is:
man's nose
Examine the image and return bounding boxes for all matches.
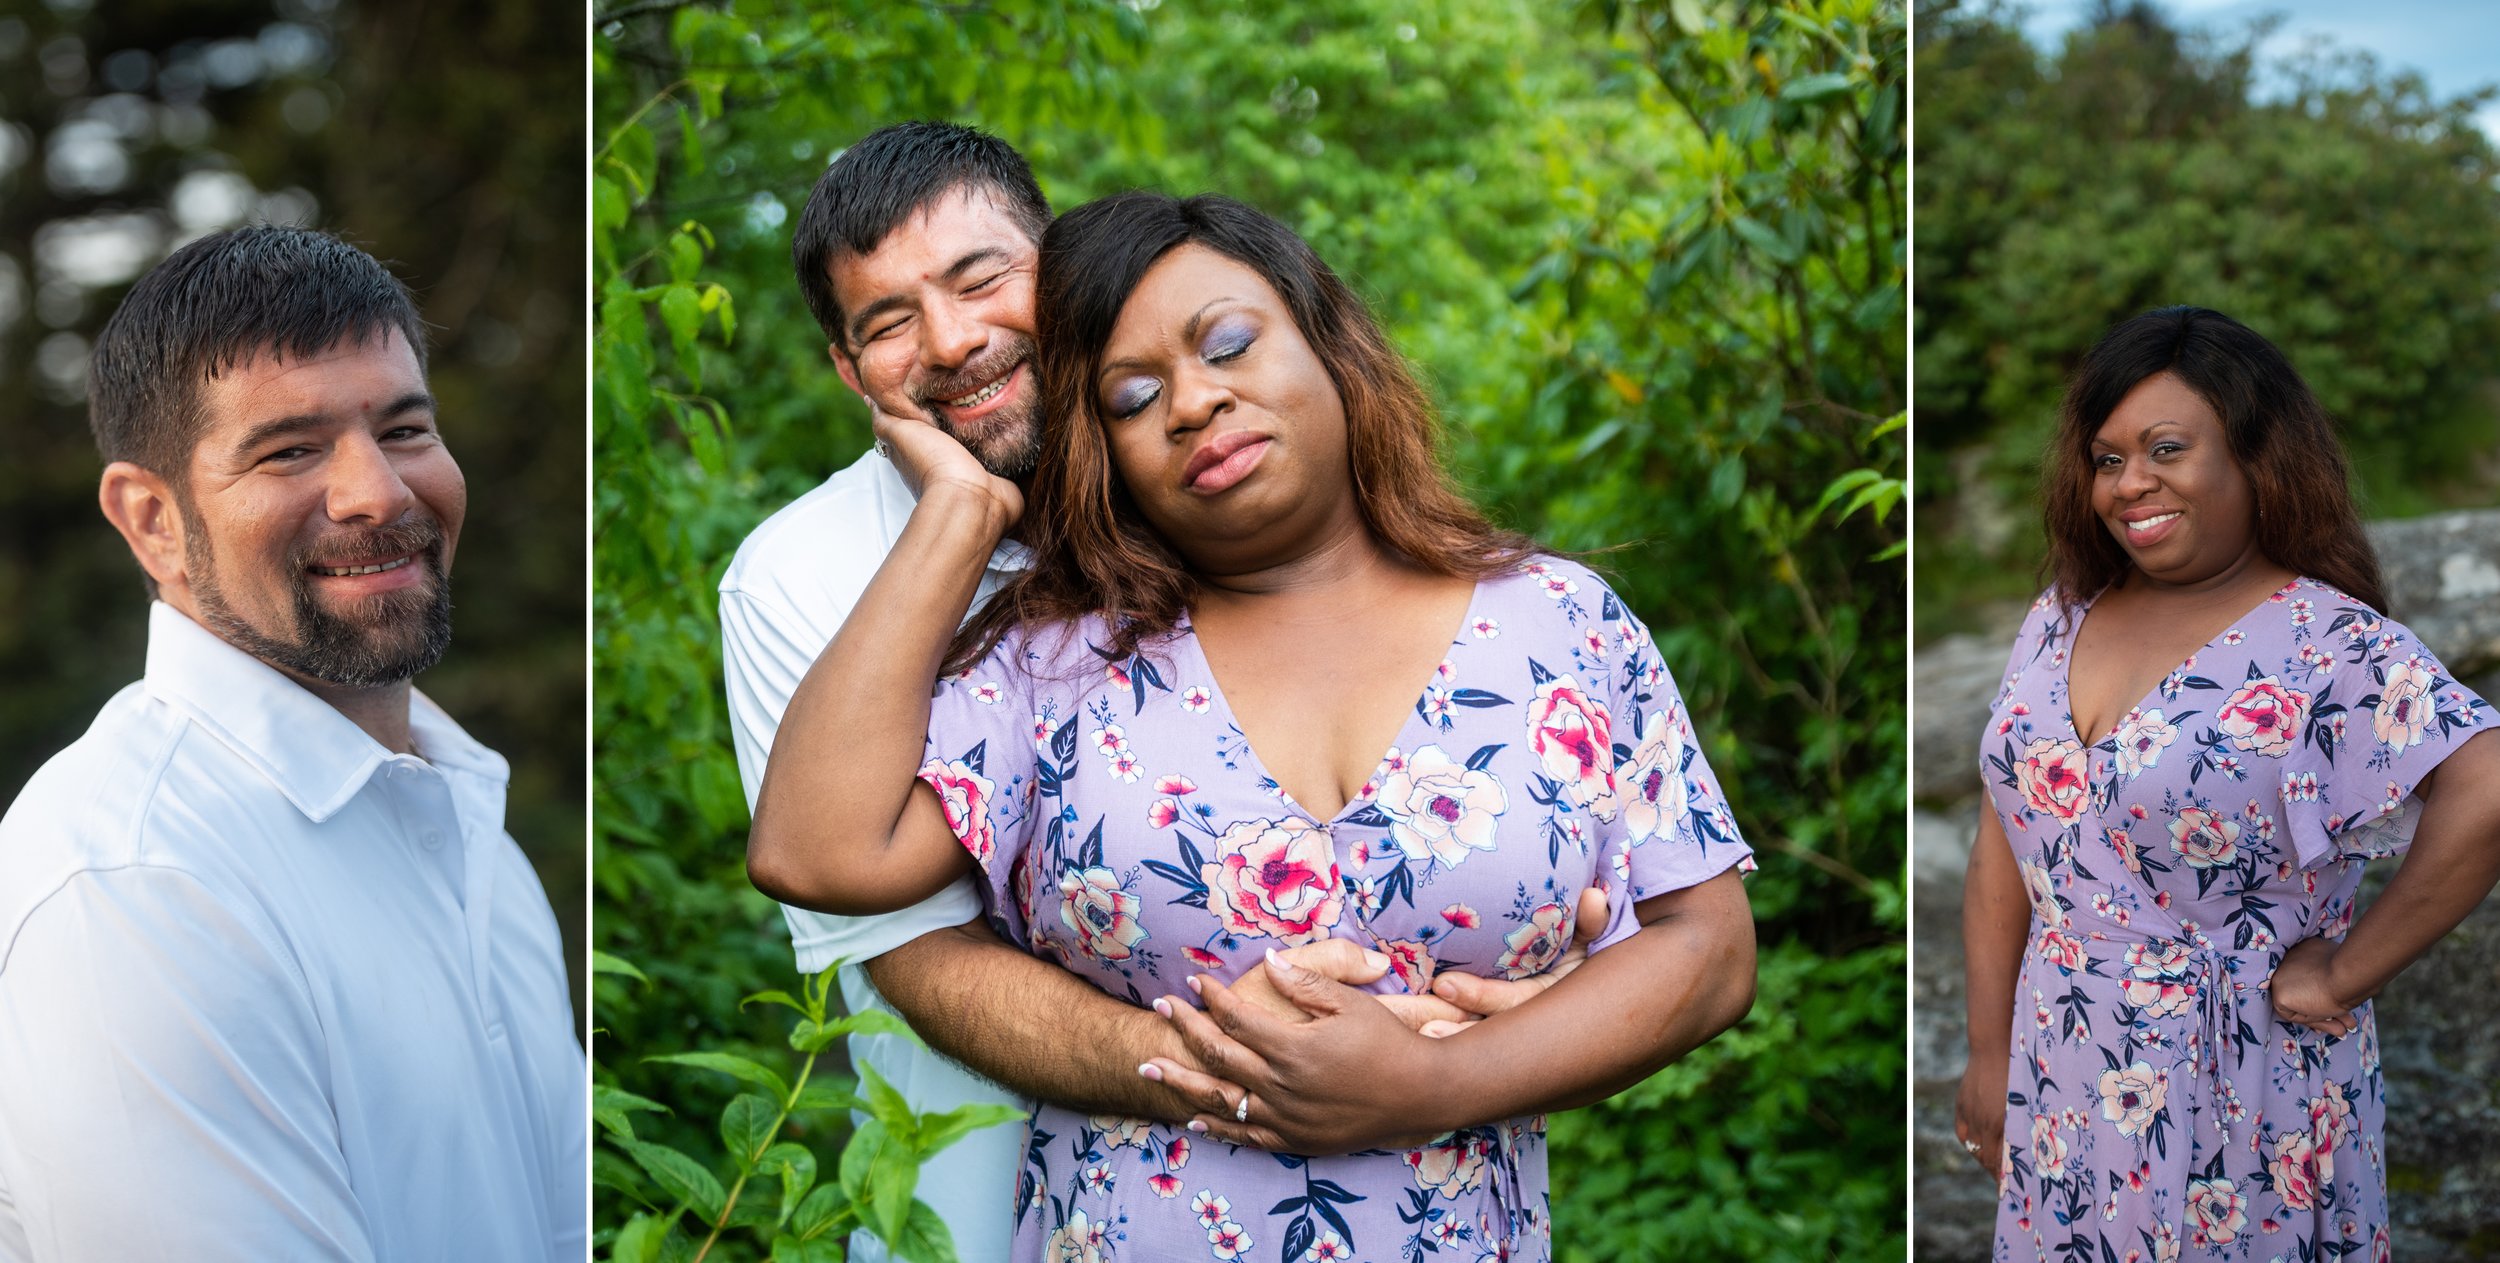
[326,433,418,524]
[920,298,986,370]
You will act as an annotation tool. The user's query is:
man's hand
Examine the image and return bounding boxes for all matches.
[2268,935,2360,1038]
[1420,886,1609,1036]
[1147,951,1451,1155]
[868,401,1022,528]
[1229,938,1472,1032]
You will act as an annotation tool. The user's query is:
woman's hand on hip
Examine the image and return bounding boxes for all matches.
[2267,935,2360,1038]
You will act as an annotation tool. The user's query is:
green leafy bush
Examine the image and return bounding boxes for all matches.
[593,2,1905,1258]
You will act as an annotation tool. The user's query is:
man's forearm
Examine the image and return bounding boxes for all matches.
[865,919,1199,1121]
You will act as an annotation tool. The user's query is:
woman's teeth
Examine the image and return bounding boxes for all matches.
[2126,512,2180,535]
[313,557,412,577]
[946,374,1009,409]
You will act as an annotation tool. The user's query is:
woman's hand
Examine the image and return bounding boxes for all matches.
[870,402,1022,529]
[2268,936,2359,1038]
[1952,1055,2010,1185]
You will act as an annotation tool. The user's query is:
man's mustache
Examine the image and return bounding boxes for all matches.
[294,518,446,574]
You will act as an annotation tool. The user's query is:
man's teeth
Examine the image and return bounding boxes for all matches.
[313,557,413,577]
[944,374,1009,409]
[2126,513,2181,534]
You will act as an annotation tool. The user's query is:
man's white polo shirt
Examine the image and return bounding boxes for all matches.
[0,603,587,1262]
[719,446,1028,1263]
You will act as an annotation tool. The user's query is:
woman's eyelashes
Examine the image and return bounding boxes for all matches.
[1107,378,1161,419]
[1202,319,1256,364]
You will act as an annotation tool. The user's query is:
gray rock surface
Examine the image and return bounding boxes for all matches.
[1913,509,2500,1259]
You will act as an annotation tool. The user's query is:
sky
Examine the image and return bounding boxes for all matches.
[2016,0,2500,142]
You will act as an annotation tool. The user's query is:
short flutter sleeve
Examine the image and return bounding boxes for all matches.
[2281,611,2494,869]
[914,625,1060,947]
[1581,573,1754,951]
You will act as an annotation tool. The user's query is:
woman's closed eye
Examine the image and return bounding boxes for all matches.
[1107,377,1162,419]
[1202,320,1256,364]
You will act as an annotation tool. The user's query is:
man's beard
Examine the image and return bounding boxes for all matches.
[911,334,1043,480]
[184,504,454,689]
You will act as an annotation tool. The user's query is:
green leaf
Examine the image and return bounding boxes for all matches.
[667,232,704,285]
[1707,452,1746,508]
[858,1062,915,1136]
[645,1051,791,1105]
[593,176,628,233]
[838,1119,918,1246]
[719,1092,780,1167]
[824,1008,919,1044]
[772,1234,844,1263]
[1728,215,1800,265]
[790,1078,861,1117]
[590,950,648,984]
[610,1212,672,1263]
[758,1141,817,1227]
[660,283,704,381]
[1778,72,1854,103]
[741,989,806,1015]
[910,1102,1026,1161]
[789,1182,848,1241]
[887,1197,959,1263]
[621,1138,725,1221]
[593,1083,669,1141]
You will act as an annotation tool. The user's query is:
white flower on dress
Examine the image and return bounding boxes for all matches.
[2373,657,2437,750]
[2111,708,2179,779]
[1375,744,1508,870]
[2096,1061,2168,1138]
[1616,710,1689,844]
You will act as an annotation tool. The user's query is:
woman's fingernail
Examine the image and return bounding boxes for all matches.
[1188,1120,1209,1134]
[1265,947,1297,976]
[1185,975,1203,996]
[1138,1063,1163,1082]
[1153,997,1173,1018]
[1362,949,1391,970]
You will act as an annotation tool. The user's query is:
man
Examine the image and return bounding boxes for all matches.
[723,122,1611,1261]
[0,228,585,1261]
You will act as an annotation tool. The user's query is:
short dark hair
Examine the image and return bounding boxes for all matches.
[88,226,429,481]
[2041,305,2387,613]
[789,121,1051,347]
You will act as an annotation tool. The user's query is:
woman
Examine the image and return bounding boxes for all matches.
[748,192,1756,1262]
[1953,306,2500,1260]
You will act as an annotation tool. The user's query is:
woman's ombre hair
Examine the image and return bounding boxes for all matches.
[944,192,1535,675]
[2040,306,2387,613]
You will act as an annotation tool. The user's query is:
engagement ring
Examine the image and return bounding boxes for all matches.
[1234,1095,1250,1123]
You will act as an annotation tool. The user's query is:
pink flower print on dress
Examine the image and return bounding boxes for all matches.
[2216,676,2309,758]
[1200,818,1344,946]
[1525,676,1619,821]
[1617,709,1689,844]
[917,758,999,864]
[1059,868,1149,962]
[1496,901,1573,978]
[2014,737,2090,823]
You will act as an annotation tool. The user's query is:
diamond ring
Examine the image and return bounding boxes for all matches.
[1964,1140,1981,1155]
[1234,1095,1250,1123]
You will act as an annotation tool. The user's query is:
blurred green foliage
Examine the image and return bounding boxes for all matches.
[1913,0,2500,638]
[0,1,584,1005]
[593,1,1904,1259]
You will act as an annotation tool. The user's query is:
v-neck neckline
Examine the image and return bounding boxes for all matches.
[2060,576,2300,745]
[1178,576,1488,827]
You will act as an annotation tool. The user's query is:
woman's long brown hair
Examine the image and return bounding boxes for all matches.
[2039,306,2388,614]
[942,192,1538,677]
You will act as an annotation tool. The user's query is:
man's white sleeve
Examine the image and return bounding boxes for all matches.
[0,868,376,1262]
[719,585,983,971]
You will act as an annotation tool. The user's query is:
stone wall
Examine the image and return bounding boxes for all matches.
[1913,509,2500,1259]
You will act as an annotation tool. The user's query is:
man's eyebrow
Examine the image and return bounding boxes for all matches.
[843,246,1017,347]
[229,392,436,455]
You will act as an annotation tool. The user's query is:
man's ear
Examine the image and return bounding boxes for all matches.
[828,342,866,398]
[98,461,191,597]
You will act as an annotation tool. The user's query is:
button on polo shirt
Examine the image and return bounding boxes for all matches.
[0,603,586,1262]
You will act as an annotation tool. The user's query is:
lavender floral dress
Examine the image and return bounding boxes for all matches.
[1983,577,2493,1262]
[914,557,1751,1263]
